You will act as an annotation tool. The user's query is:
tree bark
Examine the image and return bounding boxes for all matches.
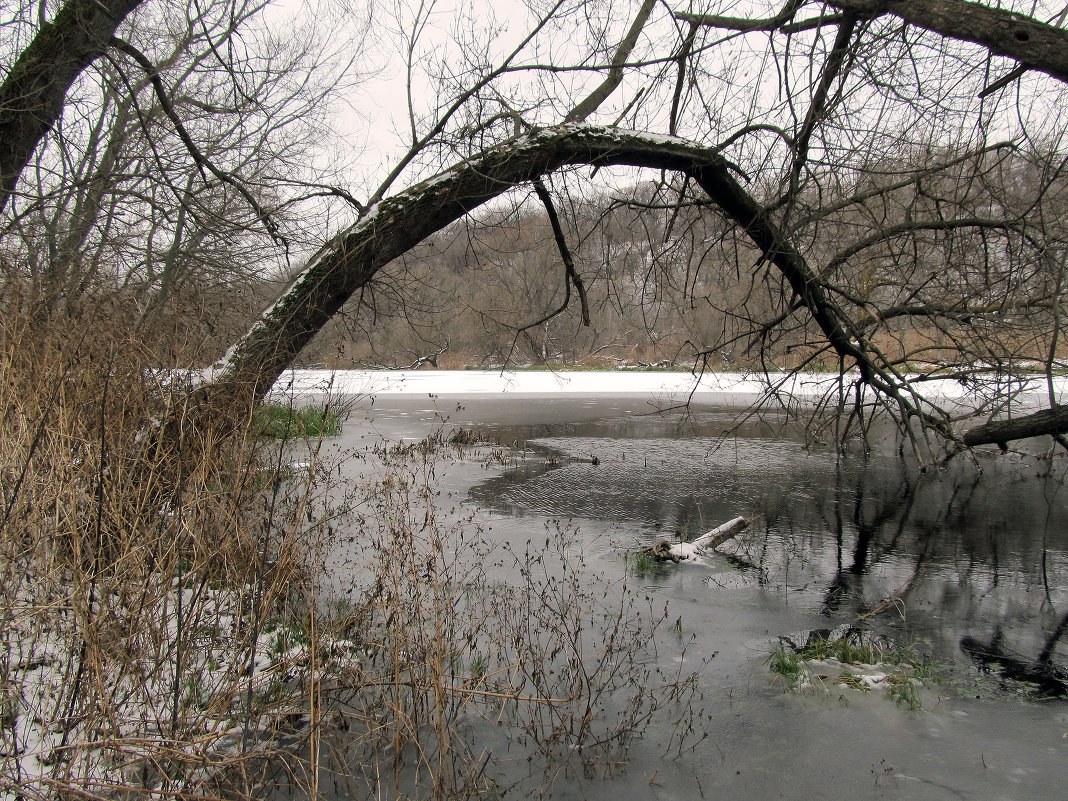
[0,0,145,213]
[678,1,1068,86]
[962,405,1068,448]
[825,0,1068,85]
[210,125,863,401]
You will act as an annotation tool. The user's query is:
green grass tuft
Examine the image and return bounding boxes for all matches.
[766,645,804,685]
[885,674,923,710]
[627,550,655,574]
[254,402,344,439]
[768,632,929,708]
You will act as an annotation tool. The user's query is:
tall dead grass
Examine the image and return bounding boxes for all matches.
[311,444,707,800]
[0,296,704,801]
[0,299,336,800]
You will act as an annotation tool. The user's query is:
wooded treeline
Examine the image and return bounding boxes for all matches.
[4,0,1068,454]
[1,0,360,356]
[313,141,1068,378]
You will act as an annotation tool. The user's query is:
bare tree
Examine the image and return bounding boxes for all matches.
[5,0,1068,459]
[0,0,145,213]
[2,0,367,352]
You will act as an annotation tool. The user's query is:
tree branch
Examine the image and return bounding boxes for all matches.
[669,22,699,137]
[823,216,1026,278]
[109,37,288,251]
[774,11,860,211]
[673,1,805,34]
[532,177,589,326]
[564,0,657,123]
[0,0,145,213]
[824,0,1068,85]
[676,0,1068,85]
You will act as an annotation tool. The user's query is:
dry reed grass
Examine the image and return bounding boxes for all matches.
[303,441,707,800]
[0,297,339,800]
[0,295,705,801]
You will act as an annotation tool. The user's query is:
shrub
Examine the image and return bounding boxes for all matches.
[0,297,704,800]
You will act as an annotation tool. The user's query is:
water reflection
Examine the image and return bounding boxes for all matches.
[962,627,1068,698]
[469,413,1068,694]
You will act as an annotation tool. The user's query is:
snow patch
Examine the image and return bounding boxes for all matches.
[264,368,1068,415]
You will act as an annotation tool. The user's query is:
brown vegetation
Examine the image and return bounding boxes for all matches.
[0,288,702,799]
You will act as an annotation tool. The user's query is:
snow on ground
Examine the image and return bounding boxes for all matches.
[268,368,789,398]
[268,368,1068,410]
[0,577,358,800]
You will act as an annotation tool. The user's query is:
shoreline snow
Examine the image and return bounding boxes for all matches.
[268,368,1068,410]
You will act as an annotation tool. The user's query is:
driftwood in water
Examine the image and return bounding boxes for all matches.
[962,404,1068,449]
[641,516,750,563]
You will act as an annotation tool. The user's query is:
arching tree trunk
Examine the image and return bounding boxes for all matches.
[210,125,865,404]
[209,122,1068,451]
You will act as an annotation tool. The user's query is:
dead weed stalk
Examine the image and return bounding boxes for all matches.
[314,446,706,799]
[0,309,338,801]
[0,303,705,801]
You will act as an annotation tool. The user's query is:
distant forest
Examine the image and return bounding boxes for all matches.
[301,143,1066,374]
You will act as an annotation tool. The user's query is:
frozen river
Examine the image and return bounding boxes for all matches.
[288,370,1068,801]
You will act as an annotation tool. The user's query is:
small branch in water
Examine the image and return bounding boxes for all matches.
[640,516,751,563]
[857,561,925,621]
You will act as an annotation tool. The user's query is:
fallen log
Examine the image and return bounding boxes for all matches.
[640,516,750,563]
[961,404,1068,448]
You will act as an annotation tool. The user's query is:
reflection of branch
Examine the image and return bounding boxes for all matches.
[962,631,1068,697]
[1039,610,1068,664]
[109,37,287,251]
[533,178,589,326]
[857,557,926,620]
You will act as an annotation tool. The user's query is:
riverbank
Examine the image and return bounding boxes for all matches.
[311,391,1068,801]
[272,368,1068,429]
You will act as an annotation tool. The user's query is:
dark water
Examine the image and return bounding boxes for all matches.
[321,394,1068,800]
[470,418,1068,672]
